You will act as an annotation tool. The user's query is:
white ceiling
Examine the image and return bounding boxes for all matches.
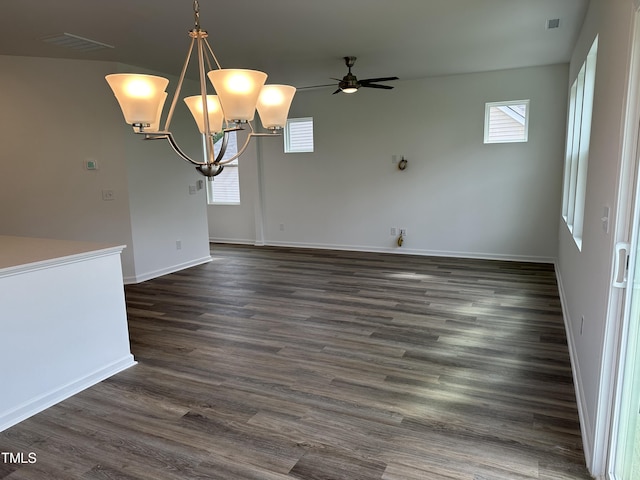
[0,0,589,89]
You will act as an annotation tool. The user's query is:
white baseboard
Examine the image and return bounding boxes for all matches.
[123,255,212,284]
[0,355,136,433]
[209,237,256,246]
[554,263,594,476]
[210,238,556,264]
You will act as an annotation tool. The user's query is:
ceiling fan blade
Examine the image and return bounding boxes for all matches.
[332,88,342,95]
[361,83,394,90]
[360,76,399,84]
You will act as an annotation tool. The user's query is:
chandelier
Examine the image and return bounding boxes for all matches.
[105,1,296,179]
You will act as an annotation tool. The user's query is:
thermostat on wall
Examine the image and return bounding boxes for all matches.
[85,160,98,170]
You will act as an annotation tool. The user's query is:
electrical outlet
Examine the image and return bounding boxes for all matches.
[400,228,407,236]
[390,227,397,236]
[176,240,182,250]
[279,223,285,231]
[102,189,115,201]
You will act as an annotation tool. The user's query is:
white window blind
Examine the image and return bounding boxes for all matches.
[484,100,529,143]
[285,117,314,153]
[207,131,240,205]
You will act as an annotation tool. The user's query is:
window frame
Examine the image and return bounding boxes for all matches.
[284,117,314,153]
[561,36,598,250]
[483,99,530,144]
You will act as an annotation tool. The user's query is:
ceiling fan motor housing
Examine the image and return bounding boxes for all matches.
[340,72,360,91]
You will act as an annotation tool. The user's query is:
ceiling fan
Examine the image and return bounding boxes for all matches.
[303,56,399,94]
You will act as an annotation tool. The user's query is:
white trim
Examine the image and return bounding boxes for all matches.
[483,99,530,144]
[602,9,640,479]
[0,236,126,278]
[0,355,136,432]
[210,239,556,264]
[0,247,125,278]
[209,237,256,246]
[123,255,212,284]
[561,36,598,250]
[555,264,595,475]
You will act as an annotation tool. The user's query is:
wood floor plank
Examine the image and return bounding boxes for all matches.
[0,244,592,479]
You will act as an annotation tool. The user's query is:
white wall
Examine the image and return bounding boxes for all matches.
[0,238,135,431]
[120,72,212,283]
[209,64,568,262]
[556,0,637,475]
[0,55,211,282]
[0,56,135,274]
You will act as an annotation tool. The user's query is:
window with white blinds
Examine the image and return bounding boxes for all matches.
[484,100,529,143]
[207,131,240,205]
[285,117,314,153]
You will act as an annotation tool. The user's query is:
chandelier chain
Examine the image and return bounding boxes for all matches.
[193,0,201,30]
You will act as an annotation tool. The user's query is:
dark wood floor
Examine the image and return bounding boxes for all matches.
[1,244,592,479]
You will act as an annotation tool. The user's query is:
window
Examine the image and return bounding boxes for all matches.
[207,131,240,205]
[484,100,530,143]
[285,117,314,153]
[562,36,598,249]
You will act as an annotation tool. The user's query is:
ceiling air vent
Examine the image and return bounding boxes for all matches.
[546,18,561,29]
[42,33,114,52]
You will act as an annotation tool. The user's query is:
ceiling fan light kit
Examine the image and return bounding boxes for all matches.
[105,0,296,179]
[333,56,398,94]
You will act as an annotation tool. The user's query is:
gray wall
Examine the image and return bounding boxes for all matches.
[0,55,211,282]
[556,0,638,475]
[209,64,569,262]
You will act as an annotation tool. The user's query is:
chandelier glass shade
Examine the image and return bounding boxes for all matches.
[105,1,296,178]
[257,85,297,129]
[207,69,267,123]
[106,74,169,126]
[183,95,224,134]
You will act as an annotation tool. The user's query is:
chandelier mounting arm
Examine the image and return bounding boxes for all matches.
[163,38,196,133]
[214,128,280,166]
[142,131,204,167]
